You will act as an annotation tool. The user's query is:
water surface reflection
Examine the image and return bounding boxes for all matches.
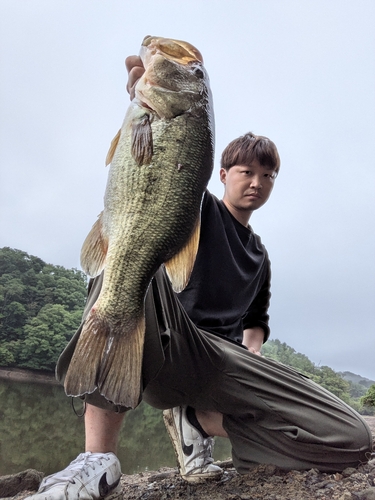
[0,379,231,476]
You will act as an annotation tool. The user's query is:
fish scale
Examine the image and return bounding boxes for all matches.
[64,36,214,408]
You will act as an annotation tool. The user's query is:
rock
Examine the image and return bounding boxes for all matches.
[339,492,353,500]
[148,471,176,482]
[353,488,375,500]
[342,467,358,477]
[0,469,43,498]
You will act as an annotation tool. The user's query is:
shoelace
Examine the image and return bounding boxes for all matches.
[41,453,109,488]
[201,437,215,464]
[188,437,215,466]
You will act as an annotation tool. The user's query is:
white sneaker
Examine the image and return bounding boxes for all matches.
[25,452,122,499]
[163,406,223,483]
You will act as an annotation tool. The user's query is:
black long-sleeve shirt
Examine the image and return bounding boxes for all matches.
[177,191,271,346]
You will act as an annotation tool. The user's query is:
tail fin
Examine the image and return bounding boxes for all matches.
[64,311,145,409]
[98,317,145,408]
[64,312,107,398]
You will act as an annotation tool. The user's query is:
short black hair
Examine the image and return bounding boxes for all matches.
[221,132,280,173]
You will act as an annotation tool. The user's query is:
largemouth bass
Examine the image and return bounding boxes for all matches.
[64,36,214,408]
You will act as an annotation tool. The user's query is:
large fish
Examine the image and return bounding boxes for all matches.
[64,36,214,408]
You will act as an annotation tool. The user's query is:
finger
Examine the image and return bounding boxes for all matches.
[125,55,143,73]
[248,347,262,356]
[125,57,145,100]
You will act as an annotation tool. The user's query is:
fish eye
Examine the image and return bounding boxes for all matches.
[191,65,204,79]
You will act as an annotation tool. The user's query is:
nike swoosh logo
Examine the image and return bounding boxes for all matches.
[98,472,120,497]
[180,409,194,456]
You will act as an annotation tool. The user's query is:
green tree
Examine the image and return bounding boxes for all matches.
[0,344,15,365]
[0,247,87,370]
[262,339,315,375]
[262,339,370,410]
[15,304,82,370]
[361,384,375,411]
[347,380,367,399]
[311,366,351,403]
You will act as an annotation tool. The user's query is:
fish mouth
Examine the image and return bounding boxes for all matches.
[140,35,203,64]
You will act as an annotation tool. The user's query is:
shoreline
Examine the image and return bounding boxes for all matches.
[1,367,374,499]
[0,366,59,385]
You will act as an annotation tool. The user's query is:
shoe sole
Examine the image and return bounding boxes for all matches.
[24,485,122,500]
[163,408,222,484]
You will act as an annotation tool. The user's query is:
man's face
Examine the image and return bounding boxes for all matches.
[220,159,277,221]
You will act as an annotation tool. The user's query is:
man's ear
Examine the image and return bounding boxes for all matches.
[219,168,227,185]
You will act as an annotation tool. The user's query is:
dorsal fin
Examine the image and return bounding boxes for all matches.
[105,129,121,166]
[165,218,201,292]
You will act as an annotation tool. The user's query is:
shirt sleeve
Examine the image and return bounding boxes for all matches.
[242,257,271,342]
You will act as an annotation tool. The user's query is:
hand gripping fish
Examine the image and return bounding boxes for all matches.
[64,36,214,408]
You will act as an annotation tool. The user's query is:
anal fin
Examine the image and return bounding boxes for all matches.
[80,211,108,277]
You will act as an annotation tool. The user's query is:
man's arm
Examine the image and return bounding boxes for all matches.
[243,327,265,355]
[242,253,271,354]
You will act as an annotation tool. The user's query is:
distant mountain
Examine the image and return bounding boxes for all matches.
[339,371,375,389]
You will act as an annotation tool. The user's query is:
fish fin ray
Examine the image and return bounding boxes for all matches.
[105,129,121,166]
[165,218,201,292]
[64,312,108,398]
[80,212,108,277]
[131,114,153,166]
[98,317,145,408]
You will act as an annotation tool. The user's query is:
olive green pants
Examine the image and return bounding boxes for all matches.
[56,268,373,473]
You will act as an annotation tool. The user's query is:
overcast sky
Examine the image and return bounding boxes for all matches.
[1,0,374,380]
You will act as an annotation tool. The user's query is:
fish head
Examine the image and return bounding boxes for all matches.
[140,35,204,65]
[135,36,212,119]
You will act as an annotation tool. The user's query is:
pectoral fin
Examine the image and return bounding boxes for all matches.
[131,113,153,166]
[105,129,121,166]
[80,211,108,277]
[165,218,201,293]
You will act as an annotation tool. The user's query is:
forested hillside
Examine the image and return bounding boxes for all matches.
[0,247,87,370]
[0,247,374,414]
[262,340,374,413]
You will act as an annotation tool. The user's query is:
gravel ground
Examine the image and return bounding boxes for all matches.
[2,417,374,500]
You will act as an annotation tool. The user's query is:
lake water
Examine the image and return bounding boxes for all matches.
[0,378,231,476]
